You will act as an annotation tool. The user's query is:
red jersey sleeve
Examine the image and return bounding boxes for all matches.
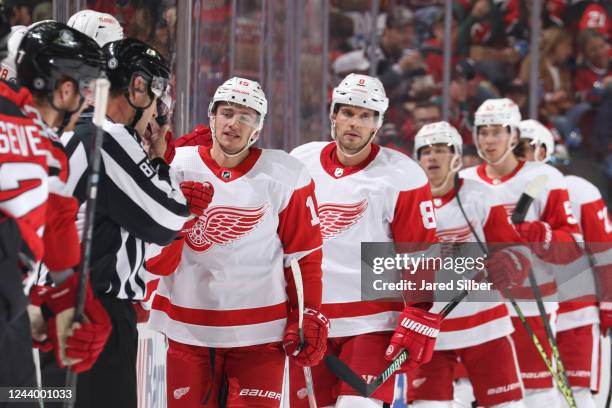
[539,188,583,263]
[278,179,323,312]
[580,198,612,301]
[391,183,438,308]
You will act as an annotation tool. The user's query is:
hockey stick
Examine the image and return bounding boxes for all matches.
[606,339,612,408]
[64,78,110,408]
[290,258,318,408]
[325,175,551,399]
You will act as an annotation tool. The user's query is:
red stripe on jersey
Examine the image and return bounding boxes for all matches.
[14,202,46,261]
[278,179,323,311]
[441,303,509,331]
[558,300,598,314]
[143,279,159,303]
[322,300,404,319]
[152,295,288,326]
[507,281,557,299]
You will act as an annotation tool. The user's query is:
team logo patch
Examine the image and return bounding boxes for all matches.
[318,199,368,240]
[296,388,308,399]
[185,204,267,253]
[334,167,344,177]
[412,378,427,388]
[173,387,190,399]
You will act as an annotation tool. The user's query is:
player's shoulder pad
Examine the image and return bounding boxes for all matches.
[261,148,313,189]
[565,175,602,205]
[289,141,328,161]
[523,161,566,189]
[378,145,428,190]
[460,177,501,207]
[171,145,200,166]
[458,165,479,182]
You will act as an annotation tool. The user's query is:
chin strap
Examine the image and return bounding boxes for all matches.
[429,155,462,196]
[209,119,259,158]
[476,129,518,165]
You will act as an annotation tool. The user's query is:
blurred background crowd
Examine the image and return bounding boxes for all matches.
[5,0,612,203]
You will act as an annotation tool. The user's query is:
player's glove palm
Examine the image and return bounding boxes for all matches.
[41,273,111,373]
[283,308,329,367]
[180,181,214,217]
[386,306,441,370]
[485,249,530,290]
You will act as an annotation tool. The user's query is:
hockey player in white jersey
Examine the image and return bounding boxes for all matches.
[519,120,610,408]
[289,73,441,407]
[146,77,327,407]
[408,121,528,407]
[461,99,583,408]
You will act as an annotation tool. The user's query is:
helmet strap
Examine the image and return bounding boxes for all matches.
[476,128,518,165]
[210,116,259,159]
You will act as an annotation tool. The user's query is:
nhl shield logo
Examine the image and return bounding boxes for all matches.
[334,168,344,177]
[221,170,231,180]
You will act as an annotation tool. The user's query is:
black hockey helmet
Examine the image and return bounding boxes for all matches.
[16,21,104,100]
[103,38,170,101]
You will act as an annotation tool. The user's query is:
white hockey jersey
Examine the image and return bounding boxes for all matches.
[557,175,611,331]
[461,161,582,316]
[429,178,518,350]
[291,142,437,338]
[148,146,323,347]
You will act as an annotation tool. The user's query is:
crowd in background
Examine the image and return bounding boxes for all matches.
[5,0,612,200]
[330,1,611,173]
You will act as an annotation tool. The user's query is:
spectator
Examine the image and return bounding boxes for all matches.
[329,10,355,62]
[520,27,586,146]
[446,65,474,144]
[400,100,442,151]
[575,28,612,155]
[6,0,35,26]
[421,9,462,84]
[375,7,426,92]
[504,78,529,118]
[457,0,521,92]
[332,49,370,83]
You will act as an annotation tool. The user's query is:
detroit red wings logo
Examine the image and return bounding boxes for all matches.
[185,204,267,252]
[319,199,368,240]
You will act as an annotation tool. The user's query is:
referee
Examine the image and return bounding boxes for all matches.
[52,39,202,407]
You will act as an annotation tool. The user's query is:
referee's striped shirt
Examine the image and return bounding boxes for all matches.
[46,114,189,300]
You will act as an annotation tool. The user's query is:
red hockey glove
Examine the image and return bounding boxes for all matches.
[176,124,213,148]
[283,308,329,367]
[180,181,214,217]
[515,221,552,255]
[601,302,612,335]
[485,249,530,290]
[386,306,441,370]
[41,273,111,373]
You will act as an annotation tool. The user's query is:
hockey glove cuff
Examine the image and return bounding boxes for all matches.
[386,306,441,371]
[40,273,111,373]
[485,249,530,290]
[283,308,329,367]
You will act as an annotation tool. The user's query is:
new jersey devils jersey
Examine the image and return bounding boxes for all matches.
[148,146,323,347]
[429,178,520,349]
[557,175,611,331]
[0,79,78,270]
[291,142,437,338]
[461,160,582,316]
